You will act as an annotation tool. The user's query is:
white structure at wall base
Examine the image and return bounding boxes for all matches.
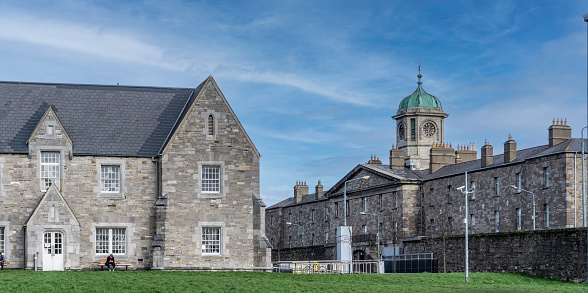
[337,226,352,273]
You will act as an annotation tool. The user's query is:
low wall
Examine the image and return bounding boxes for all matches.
[272,245,337,262]
[403,228,587,282]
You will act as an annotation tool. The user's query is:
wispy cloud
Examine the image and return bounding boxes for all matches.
[0,14,186,71]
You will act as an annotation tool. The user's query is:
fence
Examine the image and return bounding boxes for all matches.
[382,253,436,273]
[273,260,380,274]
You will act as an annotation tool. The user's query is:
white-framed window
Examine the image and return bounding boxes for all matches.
[516,173,521,192]
[516,208,521,230]
[362,197,367,213]
[544,167,550,187]
[0,227,4,254]
[202,166,220,193]
[95,228,126,254]
[40,151,60,191]
[379,194,383,210]
[324,207,329,221]
[362,225,367,234]
[470,181,476,200]
[544,204,550,227]
[393,192,398,208]
[430,219,435,235]
[201,227,221,255]
[335,202,339,217]
[101,165,120,193]
[494,177,500,196]
[495,211,500,232]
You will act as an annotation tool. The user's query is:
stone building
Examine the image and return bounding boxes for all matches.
[266,73,585,261]
[0,76,271,270]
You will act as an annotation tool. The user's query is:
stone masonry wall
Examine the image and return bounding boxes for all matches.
[404,228,588,282]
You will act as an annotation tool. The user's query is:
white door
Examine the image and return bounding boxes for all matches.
[43,232,64,271]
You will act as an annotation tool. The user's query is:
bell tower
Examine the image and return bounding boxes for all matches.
[392,73,448,170]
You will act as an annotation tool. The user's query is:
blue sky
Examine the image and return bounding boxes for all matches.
[0,1,587,206]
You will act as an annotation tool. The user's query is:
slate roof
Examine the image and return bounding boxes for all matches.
[0,79,205,157]
[266,192,327,210]
[421,138,585,181]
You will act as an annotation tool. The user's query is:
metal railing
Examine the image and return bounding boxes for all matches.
[382,253,435,273]
[273,260,380,274]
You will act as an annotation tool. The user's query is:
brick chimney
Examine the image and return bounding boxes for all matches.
[367,155,382,165]
[389,145,405,169]
[455,143,477,163]
[548,119,572,147]
[316,180,324,199]
[504,135,516,163]
[481,141,493,168]
[429,143,456,173]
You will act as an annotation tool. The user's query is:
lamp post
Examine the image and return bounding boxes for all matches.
[360,212,380,261]
[583,12,588,286]
[510,185,535,230]
[344,176,370,226]
[582,126,587,227]
[286,222,305,247]
[457,171,474,283]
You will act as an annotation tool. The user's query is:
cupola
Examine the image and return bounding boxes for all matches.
[398,74,443,110]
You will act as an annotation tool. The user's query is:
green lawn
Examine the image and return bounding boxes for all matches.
[0,270,585,292]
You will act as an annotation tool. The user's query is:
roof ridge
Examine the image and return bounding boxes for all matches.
[0,80,194,91]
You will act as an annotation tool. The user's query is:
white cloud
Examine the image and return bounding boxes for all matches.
[0,14,186,71]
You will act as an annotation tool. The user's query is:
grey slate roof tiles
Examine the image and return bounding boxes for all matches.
[0,80,205,157]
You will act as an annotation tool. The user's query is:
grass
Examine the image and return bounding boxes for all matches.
[0,270,585,292]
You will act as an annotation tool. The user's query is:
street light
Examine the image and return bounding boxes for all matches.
[359,212,380,262]
[457,170,474,283]
[344,176,370,226]
[510,185,535,230]
[286,222,305,247]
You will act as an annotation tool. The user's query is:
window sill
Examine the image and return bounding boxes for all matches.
[543,186,551,189]
[199,192,224,199]
[98,192,124,199]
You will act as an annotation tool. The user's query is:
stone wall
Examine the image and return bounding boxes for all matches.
[404,228,588,282]
[272,245,337,262]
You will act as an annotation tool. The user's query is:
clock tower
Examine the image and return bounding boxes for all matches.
[392,73,448,170]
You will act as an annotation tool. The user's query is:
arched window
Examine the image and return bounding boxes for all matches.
[208,114,214,136]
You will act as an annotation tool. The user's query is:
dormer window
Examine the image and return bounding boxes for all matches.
[208,115,214,136]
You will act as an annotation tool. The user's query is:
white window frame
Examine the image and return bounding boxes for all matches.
[202,166,220,193]
[544,167,550,187]
[95,228,126,255]
[96,159,125,198]
[362,197,367,213]
[516,173,521,192]
[545,204,550,227]
[516,208,521,230]
[40,151,60,191]
[101,165,120,193]
[494,177,500,196]
[198,162,226,198]
[470,181,476,200]
[470,214,475,233]
[201,227,221,255]
[0,226,4,255]
[495,211,500,232]
[393,192,398,208]
[196,222,226,256]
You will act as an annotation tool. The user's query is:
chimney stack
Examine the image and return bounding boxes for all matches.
[294,181,306,204]
[455,143,477,163]
[389,145,405,169]
[481,141,493,167]
[316,180,324,199]
[548,119,572,147]
[429,143,456,173]
[504,135,516,163]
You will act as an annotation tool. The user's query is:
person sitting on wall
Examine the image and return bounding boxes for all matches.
[0,252,4,270]
[106,254,115,271]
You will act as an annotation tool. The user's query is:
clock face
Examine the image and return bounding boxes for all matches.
[398,123,406,140]
[422,121,436,137]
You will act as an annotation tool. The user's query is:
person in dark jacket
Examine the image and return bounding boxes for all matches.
[106,254,115,271]
[0,252,4,270]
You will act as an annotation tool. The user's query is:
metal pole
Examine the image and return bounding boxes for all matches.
[465,171,469,283]
[344,181,347,227]
[582,127,587,227]
[582,13,588,286]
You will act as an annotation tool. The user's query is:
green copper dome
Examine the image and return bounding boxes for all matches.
[398,74,442,110]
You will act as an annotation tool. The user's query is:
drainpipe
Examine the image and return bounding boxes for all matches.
[22,225,26,270]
